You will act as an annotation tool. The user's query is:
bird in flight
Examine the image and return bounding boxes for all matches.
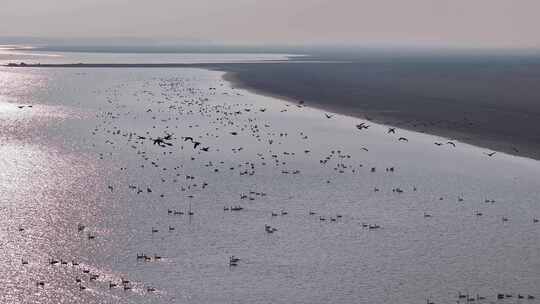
[153,137,173,147]
[447,141,456,147]
[434,142,443,146]
[325,113,334,119]
[356,123,369,130]
[388,128,396,134]
[398,137,408,142]
[484,151,496,157]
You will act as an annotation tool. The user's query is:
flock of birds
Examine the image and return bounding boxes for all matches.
[11,73,538,303]
[427,292,536,304]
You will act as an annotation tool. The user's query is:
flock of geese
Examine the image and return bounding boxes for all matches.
[12,73,538,303]
[426,292,536,304]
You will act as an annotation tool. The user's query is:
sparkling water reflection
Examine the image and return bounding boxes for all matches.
[0,66,539,304]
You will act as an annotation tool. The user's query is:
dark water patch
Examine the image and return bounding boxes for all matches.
[214,58,540,160]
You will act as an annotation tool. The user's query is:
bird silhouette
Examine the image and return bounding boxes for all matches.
[152,137,172,147]
[356,123,369,130]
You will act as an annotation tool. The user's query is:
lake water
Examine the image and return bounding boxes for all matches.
[0,46,295,65]
[0,53,539,303]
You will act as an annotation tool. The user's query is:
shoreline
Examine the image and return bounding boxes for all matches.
[220,69,540,161]
[4,61,540,161]
[212,62,540,162]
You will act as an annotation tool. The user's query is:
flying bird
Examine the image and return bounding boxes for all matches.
[356,123,369,130]
[153,137,172,147]
[398,137,408,142]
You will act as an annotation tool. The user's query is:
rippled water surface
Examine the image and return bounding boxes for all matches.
[1,65,539,304]
[0,47,295,65]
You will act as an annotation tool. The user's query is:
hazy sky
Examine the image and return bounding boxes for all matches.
[2,0,540,48]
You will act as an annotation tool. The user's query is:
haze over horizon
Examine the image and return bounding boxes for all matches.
[2,0,540,49]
